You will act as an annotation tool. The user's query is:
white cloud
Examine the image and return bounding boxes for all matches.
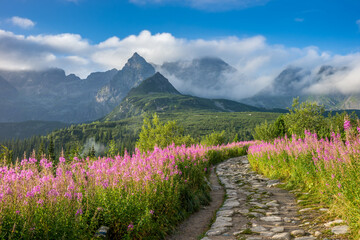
[9,16,35,29]
[295,18,304,22]
[0,28,359,99]
[129,0,269,11]
[357,19,360,29]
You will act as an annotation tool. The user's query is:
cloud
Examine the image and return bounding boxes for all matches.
[0,29,359,99]
[9,16,35,29]
[357,19,360,29]
[295,18,304,22]
[129,0,269,11]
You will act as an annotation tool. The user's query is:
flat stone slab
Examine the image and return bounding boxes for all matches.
[251,225,267,232]
[271,226,285,233]
[294,237,316,240]
[207,228,227,236]
[291,229,305,237]
[223,199,240,208]
[272,232,291,240]
[261,231,275,237]
[246,237,263,240]
[217,210,234,217]
[250,202,267,208]
[324,219,344,227]
[260,216,282,222]
[299,208,312,212]
[211,221,232,229]
[331,225,349,235]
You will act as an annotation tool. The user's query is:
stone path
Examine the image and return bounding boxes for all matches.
[201,156,349,240]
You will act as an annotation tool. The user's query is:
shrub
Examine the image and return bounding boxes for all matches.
[201,130,226,146]
[136,113,195,152]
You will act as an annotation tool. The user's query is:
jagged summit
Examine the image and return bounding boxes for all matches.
[125,52,149,69]
[127,72,181,96]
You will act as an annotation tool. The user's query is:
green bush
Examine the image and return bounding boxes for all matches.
[252,98,358,141]
[201,130,226,146]
[136,113,195,152]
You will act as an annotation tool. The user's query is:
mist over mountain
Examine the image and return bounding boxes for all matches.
[241,65,360,110]
[1,51,360,124]
[103,72,262,121]
[159,57,237,99]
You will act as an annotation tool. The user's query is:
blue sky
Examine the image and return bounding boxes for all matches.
[0,0,359,96]
[1,0,359,53]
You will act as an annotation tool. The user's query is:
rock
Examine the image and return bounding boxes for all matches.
[94,226,109,238]
[290,229,305,237]
[266,200,280,207]
[233,231,242,236]
[271,226,285,233]
[299,208,312,212]
[248,212,264,217]
[266,211,280,216]
[223,199,240,208]
[271,232,291,240]
[251,225,267,233]
[324,219,344,227]
[267,180,280,187]
[217,210,234,217]
[211,218,232,229]
[283,217,291,223]
[201,237,212,240]
[294,237,316,240]
[261,231,275,237]
[254,208,266,213]
[260,216,282,222]
[331,225,349,235]
[238,209,249,214]
[250,202,267,208]
[319,208,329,212]
[207,228,227,236]
[246,237,263,240]
[314,231,321,237]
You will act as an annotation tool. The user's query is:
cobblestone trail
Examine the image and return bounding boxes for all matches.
[201,156,348,240]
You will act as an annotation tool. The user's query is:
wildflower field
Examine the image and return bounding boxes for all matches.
[0,142,250,239]
[248,120,360,238]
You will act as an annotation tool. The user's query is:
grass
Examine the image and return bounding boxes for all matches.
[248,128,360,239]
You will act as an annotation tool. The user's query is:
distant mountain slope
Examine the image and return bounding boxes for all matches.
[241,65,360,110]
[0,121,68,141]
[103,72,262,121]
[0,75,17,98]
[0,53,156,123]
[0,68,118,123]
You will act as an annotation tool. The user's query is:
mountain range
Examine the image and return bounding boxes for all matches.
[0,52,358,124]
[103,72,263,121]
[242,65,360,110]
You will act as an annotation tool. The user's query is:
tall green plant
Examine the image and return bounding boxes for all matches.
[136,113,195,152]
[201,130,226,146]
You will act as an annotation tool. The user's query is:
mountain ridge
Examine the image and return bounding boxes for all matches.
[103,72,265,121]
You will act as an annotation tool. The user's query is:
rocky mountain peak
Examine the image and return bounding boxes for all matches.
[127,72,181,96]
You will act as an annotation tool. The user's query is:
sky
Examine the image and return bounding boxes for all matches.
[0,0,359,98]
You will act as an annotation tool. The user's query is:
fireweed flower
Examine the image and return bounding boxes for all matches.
[76,209,83,216]
[127,223,134,231]
[344,118,351,131]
